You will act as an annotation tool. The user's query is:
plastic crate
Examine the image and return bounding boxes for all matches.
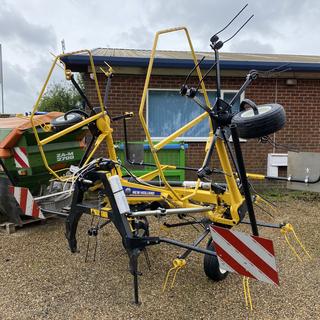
[115,141,188,181]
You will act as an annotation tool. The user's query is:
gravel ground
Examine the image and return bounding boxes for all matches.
[0,197,319,320]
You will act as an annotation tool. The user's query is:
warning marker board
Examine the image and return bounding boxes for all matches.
[13,147,30,168]
[9,185,44,219]
[210,225,279,286]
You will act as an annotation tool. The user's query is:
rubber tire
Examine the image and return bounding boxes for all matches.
[203,238,229,281]
[51,113,84,132]
[231,103,286,139]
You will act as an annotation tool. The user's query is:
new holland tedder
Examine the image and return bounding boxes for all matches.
[0,5,314,307]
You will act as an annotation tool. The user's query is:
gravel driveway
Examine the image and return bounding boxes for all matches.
[0,196,319,319]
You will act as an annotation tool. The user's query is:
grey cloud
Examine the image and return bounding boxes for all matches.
[3,0,320,114]
[0,3,57,49]
[228,39,275,54]
[4,63,30,95]
[3,53,65,114]
[139,0,319,52]
[28,55,65,92]
[117,26,154,49]
[2,62,34,113]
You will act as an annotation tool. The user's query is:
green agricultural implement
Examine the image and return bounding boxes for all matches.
[0,112,87,226]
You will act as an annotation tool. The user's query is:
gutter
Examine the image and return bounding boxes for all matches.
[61,54,320,73]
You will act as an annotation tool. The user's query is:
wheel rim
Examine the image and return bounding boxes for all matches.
[55,114,77,123]
[240,105,272,118]
[219,266,227,274]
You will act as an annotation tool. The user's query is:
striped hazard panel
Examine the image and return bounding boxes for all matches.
[210,226,279,286]
[13,147,30,168]
[9,186,45,219]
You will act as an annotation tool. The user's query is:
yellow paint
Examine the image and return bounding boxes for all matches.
[30,49,118,180]
[138,27,213,201]
[90,208,109,218]
[29,30,248,228]
[246,173,265,180]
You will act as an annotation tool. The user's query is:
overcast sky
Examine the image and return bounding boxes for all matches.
[1,0,320,114]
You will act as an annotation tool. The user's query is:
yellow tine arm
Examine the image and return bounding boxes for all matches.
[243,277,253,311]
[281,223,311,261]
[162,266,176,292]
[162,258,186,292]
[291,228,312,259]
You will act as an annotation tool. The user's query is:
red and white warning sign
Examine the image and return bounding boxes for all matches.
[13,147,30,169]
[9,186,44,219]
[210,226,279,286]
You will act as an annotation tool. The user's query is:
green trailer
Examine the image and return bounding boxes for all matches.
[0,113,87,225]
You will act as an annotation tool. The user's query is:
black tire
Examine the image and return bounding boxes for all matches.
[51,113,84,132]
[203,238,229,281]
[231,103,286,139]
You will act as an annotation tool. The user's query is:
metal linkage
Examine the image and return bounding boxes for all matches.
[178,228,210,260]
[163,218,208,229]
[159,237,216,257]
[128,206,213,218]
[240,219,285,229]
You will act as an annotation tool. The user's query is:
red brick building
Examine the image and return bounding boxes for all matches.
[63,49,320,179]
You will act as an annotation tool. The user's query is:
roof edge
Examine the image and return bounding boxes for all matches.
[61,54,320,73]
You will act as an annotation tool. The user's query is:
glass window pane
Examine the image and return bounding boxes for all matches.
[148,90,216,138]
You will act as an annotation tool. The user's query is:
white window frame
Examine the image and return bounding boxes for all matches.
[146,88,245,142]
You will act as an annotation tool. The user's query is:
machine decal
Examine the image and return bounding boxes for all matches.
[123,187,161,197]
[56,151,74,162]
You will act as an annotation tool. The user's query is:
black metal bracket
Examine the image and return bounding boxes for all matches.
[240,219,285,229]
[70,75,93,110]
[266,174,320,184]
[163,219,207,229]
[230,124,259,236]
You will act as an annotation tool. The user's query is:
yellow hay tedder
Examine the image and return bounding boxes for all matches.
[27,5,314,306]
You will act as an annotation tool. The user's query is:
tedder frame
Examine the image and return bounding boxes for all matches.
[29,6,313,305]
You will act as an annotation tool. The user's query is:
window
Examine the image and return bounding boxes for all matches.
[147,89,243,141]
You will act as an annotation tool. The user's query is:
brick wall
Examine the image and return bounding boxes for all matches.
[85,72,320,179]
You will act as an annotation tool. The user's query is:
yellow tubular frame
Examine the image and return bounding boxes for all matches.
[30,50,119,180]
[29,33,248,226]
[138,27,244,223]
[139,27,212,201]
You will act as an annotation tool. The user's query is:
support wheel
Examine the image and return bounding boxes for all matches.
[203,238,229,281]
[231,103,286,139]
